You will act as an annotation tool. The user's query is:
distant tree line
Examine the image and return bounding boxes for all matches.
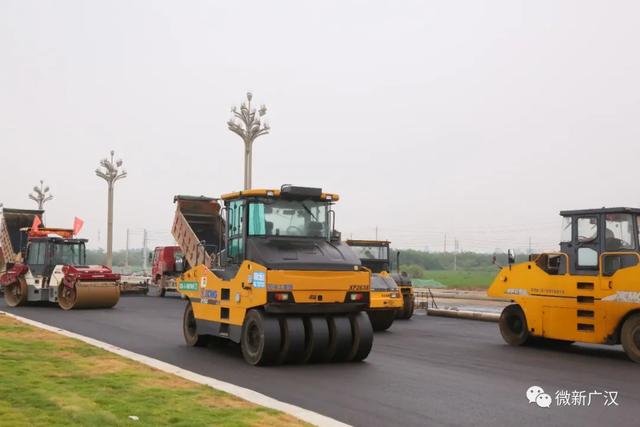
[87,249,146,267]
[391,249,530,277]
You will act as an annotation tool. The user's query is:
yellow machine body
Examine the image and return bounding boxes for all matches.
[178,262,370,328]
[488,253,640,344]
[369,272,403,311]
[488,207,640,362]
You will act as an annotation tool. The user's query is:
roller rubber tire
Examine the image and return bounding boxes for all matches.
[4,278,28,307]
[621,313,640,363]
[403,294,415,319]
[326,316,353,362]
[183,302,209,347]
[276,317,306,364]
[347,312,374,362]
[241,309,281,366]
[302,317,330,363]
[499,304,530,346]
[368,310,396,331]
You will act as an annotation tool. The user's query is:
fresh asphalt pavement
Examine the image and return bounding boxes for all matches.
[2,295,639,427]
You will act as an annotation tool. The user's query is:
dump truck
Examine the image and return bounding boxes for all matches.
[346,239,404,330]
[147,246,187,296]
[488,207,640,363]
[0,208,120,310]
[172,186,374,365]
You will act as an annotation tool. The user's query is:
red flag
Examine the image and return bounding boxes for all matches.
[73,217,84,236]
[31,216,42,232]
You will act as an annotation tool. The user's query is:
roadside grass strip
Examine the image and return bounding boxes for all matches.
[0,314,307,427]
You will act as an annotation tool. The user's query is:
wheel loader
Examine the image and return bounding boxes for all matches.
[488,207,640,363]
[0,208,120,310]
[346,240,405,330]
[172,186,374,365]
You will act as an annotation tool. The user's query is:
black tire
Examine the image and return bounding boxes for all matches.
[241,309,281,366]
[621,313,640,363]
[326,316,353,362]
[347,312,374,362]
[183,302,208,347]
[368,310,396,331]
[499,304,530,346]
[4,278,28,307]
[276,317,306,364]
[302,317,330,363]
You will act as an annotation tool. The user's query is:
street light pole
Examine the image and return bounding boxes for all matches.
[28,180,53,210]
[95,150,127,269]
[227,92,270,190]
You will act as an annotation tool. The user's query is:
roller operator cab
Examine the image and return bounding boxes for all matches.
[173,186,374,365]
[346,240,406,330]
[488,207,640,363]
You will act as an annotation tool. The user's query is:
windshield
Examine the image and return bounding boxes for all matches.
[52,243,86,266]
[371,274,398,291]
[248,199,330,239]
[350,245,388,261]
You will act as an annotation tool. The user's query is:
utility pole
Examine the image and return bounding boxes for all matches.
[95,150,127,268]
[125,228,130,270]
[444,233,447,253]
[227,92,270,190]
[454,239,459,271]
[142,229,148,274]
[28,180,53,210]
[528,237,532,255]
[375,226,378,241]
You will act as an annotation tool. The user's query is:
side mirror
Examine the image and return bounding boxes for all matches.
[148,253,153,263]
[331,229,341,242]
[507,249,516,265]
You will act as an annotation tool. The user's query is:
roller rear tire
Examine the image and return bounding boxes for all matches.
[183,302,209,347]
[241,309,281,366]
[348,312,374,361]
[276,317,306,364]
[302,317,330,363]
[499,304,530,346]
[327,316,353,362]
[621,313,640,363]
[368,310,396,331]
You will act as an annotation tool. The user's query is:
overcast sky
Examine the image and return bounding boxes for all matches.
[1,1,639,253]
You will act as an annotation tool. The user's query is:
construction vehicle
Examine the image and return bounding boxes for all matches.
[346,240,404,330]
[488,207,640,363]
[147,246,187,296]
[172,186,374,365]
[0,208,120,310]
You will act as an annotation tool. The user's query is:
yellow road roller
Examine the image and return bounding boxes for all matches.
[346,240,404,330]
[173,186,374,365]
[488,207,640,363]
[0,208,120,310]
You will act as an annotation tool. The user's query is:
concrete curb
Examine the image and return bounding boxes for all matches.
[0,311,349,427]
[427,308,500,322]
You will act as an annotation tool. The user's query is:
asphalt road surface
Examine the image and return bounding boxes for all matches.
[2,295,639,427]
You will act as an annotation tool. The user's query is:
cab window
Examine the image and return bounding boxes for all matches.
[227,200,244,262]
[605,213,635,251]
[577,217,598,243]
[27,242,46,265]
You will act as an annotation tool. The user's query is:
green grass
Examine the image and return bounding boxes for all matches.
[0,315,304,427]
[413,270,498,289]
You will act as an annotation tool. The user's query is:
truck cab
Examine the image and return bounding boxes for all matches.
[488,207,640,363]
